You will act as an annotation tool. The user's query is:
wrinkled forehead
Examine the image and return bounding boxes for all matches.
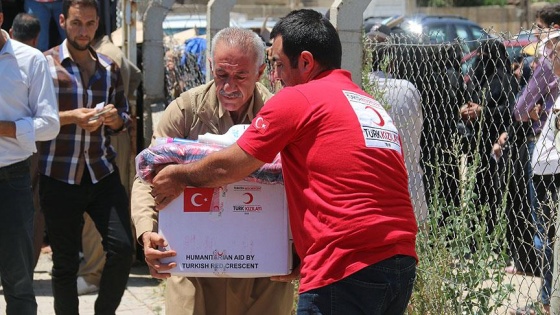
[215,42,259,66]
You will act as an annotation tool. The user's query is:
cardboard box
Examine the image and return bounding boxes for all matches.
[159,181,292,277]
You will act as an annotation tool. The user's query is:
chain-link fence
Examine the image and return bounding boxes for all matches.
[364,30,559,314]
[163,38,206,105]
[163,26,560,314]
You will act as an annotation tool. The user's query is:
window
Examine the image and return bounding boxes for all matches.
[427,24,447,43]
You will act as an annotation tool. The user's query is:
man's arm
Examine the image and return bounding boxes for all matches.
[131,176,177,278]
[514,60,555,121]
[5,53,60,152]
[131,98,191,241]
[130,97,190,278]
[29,54,60,142]
[151,143,265,210]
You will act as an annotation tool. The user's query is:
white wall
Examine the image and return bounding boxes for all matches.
[363,0,406,19]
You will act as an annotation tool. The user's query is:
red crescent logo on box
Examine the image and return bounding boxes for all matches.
[184,187,214,212]
[243,193,254,204]
[254,116,269,134]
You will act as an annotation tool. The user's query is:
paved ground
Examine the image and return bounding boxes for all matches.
[0,251,546,314]
[0,252,166,315]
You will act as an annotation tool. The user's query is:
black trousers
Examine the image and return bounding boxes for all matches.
[506,141,539,275]
[40,170,133,315]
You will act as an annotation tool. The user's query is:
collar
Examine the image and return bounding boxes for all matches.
[60,39,99,64]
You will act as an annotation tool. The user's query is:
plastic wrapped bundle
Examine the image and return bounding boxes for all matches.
[135,141,283,185]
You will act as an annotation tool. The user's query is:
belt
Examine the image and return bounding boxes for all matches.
[0,158,30,171]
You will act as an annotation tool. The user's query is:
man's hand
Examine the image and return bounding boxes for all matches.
[141,231,177,279]
[70,108,104,132]
[151,164,186,210]
[99,104,124,131]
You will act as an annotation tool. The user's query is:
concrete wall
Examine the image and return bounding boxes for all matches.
[171,1,547,35]
[416,3,549,35]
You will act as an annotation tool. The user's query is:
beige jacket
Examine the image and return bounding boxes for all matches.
[92,35,142,97]
[131,80,272,241]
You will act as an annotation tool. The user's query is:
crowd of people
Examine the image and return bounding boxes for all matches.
[4,0,560,314]
[368,3,560,315]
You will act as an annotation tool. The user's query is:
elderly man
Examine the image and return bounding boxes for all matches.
[131,27,294,315]
[150,10,418,314]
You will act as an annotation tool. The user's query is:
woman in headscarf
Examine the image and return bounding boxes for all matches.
[460,39,519,237]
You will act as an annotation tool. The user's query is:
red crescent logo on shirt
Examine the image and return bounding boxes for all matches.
[365,105,385,127]
[254,116,269,134]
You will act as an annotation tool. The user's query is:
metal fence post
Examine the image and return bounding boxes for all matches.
[552,202,560,314]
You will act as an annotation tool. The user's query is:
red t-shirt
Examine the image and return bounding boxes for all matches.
[237,69,418,293]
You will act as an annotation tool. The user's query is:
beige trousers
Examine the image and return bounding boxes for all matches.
[165,276,295,315]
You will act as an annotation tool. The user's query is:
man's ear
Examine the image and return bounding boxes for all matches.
[59,13,65,28]
[207,56,213,73]
[299,51,314,73]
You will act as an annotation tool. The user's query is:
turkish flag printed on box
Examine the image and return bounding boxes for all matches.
[184,187,214,212]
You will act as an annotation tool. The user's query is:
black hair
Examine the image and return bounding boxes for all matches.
[536,4,560,27]
[62,0,98,19]
[270,9,341,70]
[11,13,41,42]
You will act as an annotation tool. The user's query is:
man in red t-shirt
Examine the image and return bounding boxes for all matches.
[151,9,418,314]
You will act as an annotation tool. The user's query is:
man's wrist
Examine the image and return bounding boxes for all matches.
[175,164,191,187]
[108,117,125,132]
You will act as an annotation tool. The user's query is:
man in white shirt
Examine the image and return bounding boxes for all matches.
[369,55,427,224]
[0,2,60,314]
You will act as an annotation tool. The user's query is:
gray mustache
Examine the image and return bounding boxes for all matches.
[219,90,242,98]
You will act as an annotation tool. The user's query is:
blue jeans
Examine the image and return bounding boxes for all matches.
[24,0,65,51]
[533,173,560,306]
[526,140,544,251]
[297,255,416,315]
[40,170,133,315]
[0,159,37,315]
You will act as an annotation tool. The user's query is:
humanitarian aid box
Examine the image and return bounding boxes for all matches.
[158,181,292,277]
